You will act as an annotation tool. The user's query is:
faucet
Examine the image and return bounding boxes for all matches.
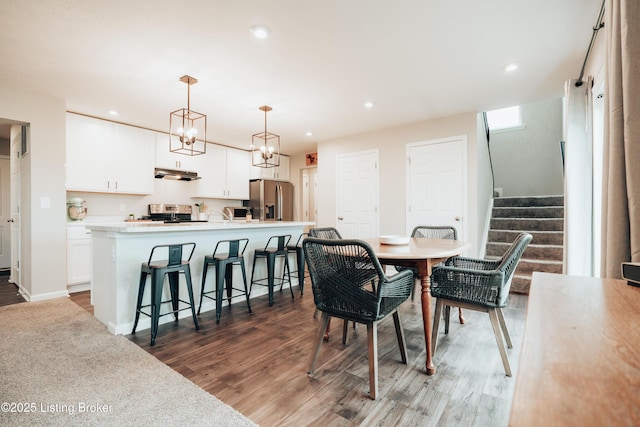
[225,207,234,223]
[211,209,233,223]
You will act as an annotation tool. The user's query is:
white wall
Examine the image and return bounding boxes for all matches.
[0,85,68,301]
[311,112,487,256]
[491,98,564,197]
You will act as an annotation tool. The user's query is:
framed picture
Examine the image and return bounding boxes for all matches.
[306,152,318,166]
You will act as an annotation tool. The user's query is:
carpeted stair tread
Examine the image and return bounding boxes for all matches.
[487,195,565,295]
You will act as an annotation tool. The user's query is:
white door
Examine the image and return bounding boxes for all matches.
[406,136,466,239]
[10,130,21,285]
[301,167,318,223]
[336,150,379,238]
[0,157,10,269]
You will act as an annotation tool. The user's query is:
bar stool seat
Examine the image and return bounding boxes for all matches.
[132,242,200,346]
[250,234,293,306]
[287,233,309,294]
[198,238,252,323]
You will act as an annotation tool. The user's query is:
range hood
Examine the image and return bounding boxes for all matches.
[154,168,201,181]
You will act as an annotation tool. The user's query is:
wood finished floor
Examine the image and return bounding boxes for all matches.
[0,274,26,307]
[68,285,527,427]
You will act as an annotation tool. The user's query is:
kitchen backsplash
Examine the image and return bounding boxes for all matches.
[67,178,244,221]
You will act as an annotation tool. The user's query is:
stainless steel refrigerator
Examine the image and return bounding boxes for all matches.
[248,179,294,221]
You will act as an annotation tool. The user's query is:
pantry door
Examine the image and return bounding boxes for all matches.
[406,136,467,240]
[336,150,379,239]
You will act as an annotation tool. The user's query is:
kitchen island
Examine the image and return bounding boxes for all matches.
[86,221,314,335]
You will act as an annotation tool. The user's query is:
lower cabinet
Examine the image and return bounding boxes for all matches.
[67,225,92,293]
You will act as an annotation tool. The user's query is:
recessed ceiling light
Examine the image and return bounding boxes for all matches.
[306,131,313,137]
[504,63,519,72]
[108,110,118,116]
[250,25,271,39]
[364,101,374,109]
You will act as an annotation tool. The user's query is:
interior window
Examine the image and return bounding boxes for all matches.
[486,106,522,131]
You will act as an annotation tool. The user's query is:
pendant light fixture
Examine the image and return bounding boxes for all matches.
[169,75,206,156]
[251,105,280,168]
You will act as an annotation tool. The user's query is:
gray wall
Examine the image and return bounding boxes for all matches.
[491,98,564,197]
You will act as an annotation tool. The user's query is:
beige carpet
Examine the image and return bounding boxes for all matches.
[0,297,258,426]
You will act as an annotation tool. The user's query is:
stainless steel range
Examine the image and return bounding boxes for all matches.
[145,204,206,223]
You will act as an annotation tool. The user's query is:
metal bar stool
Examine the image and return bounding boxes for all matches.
[198,238,252,323]
[250,234,293,306]
[132,242,200,345]
[286,233,309,294]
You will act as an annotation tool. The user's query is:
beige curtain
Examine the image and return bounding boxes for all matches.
[601,0,640,277]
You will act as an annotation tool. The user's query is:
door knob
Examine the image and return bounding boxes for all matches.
[455,216,461,221]
[337,216,344,220]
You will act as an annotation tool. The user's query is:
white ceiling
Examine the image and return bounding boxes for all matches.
[0,0,601,155]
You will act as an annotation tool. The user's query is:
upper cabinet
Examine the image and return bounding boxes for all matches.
[66,114,155,194]
[195,145,250,200]
[250,154,290,181]
[155,132,202,172]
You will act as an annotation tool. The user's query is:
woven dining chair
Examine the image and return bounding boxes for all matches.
[303,237,414,399]
[430,232,532,376]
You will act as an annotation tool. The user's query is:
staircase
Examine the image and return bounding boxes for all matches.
[486,195,564,294]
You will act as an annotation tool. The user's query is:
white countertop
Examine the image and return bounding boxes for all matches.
[85,220,314,233]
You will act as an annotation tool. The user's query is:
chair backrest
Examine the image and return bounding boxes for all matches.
[293,232,309,247]
[497,232,532,283]
[147,242,196,267]
[213,238,249,258]
[303,237,413,322]
[265,234,291,251]
[303,237,386,320]
[308,227,342,239]
[411,225,457,240]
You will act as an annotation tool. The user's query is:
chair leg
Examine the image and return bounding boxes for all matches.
[444,305,451,334]
[266,254,275,306]
[249,255,258,296]
[366,322,378,400]
[342,319,349,345]
[309,312,331,374]
[225,263,234,304]
[496,307,513,348]
[215,264,225,323]
[458,307,466,324]
[240,262,252,314]
[392,310,408,364]
[431,298,444,356]
[183,267,199,331]
[488,308,512,376]
[296,248,305,294]
[284,256,294,299]
[132,271,147,334]
[150,270,164,346]
[198,262,209,315]
[167,271,179,322]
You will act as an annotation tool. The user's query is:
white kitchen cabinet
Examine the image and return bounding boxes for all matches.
[250,154,290,181]
[196,145,250,199]
[155,132,203,172]
[66,114,155,194]
[67,225,92,293]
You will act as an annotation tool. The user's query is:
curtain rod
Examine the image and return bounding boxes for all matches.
[575,0,606,87]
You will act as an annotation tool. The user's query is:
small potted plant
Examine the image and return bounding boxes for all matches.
[195,202,208,221]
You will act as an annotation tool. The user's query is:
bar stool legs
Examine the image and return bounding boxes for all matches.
[250,235,294,306]
[198,239,252,323]
[132,243,200,346]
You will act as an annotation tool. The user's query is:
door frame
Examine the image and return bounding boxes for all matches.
[405,135,468,241]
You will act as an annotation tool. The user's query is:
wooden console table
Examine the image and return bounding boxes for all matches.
[510,272,640,426]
